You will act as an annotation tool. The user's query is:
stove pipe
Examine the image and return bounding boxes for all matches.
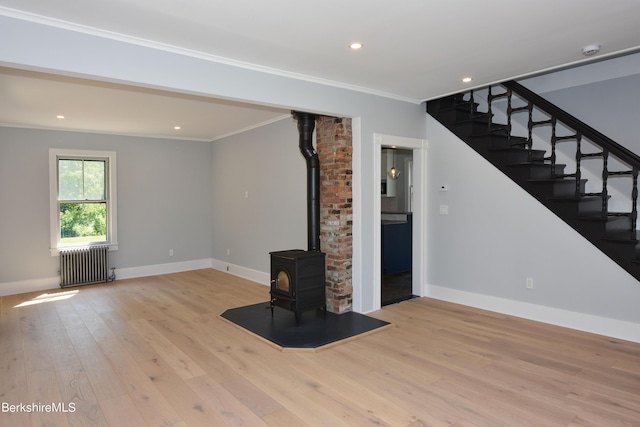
[293,111,320,252]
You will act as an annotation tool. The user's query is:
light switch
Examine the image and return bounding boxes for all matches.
[439,185,449,192]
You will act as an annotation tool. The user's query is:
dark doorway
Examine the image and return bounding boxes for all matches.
[381,148,416,306]
[382,271,414,305]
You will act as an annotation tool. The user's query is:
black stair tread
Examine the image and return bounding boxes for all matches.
[576,212,632,222]
[548,195,607,202]
[507,162,566,168]
[489,147,546,154]
[454,114,494,124]
[527,178,585,184]
[437,105,481,114]
[437,97,474,104]
[434,102,479,112]
[488,147,547,161]
[602,231,640,243]
[470,123,509,133]
[472,133,530,145]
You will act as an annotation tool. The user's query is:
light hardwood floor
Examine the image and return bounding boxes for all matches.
[1,269,639,426]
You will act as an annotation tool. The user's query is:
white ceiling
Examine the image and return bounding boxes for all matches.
[2,0,640,140]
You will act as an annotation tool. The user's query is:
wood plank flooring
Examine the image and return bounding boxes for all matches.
[1,269,639,426]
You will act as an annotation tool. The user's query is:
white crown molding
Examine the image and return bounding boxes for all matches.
[0,122,214,142]
[210,114,291,142]
[0,7,422,105]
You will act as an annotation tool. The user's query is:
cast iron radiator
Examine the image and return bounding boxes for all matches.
[59,245,109,288]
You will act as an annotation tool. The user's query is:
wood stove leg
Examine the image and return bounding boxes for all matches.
[270,300,274,317]
[295,311,301,326]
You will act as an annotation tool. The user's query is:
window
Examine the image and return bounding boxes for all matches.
[49,149,118,254]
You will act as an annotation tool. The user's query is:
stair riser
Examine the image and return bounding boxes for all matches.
[548,198,604,218]
[429,108,467,125]
[600,238,640,259]
[553,181,584,198]
[605,217,633,233]
[526,180,585,198]
[575,216,633,234]
[467,121,508,136]
[490,150,546,164]
[430,97,471,110]
[466,134,518,151]
[428,104,482,123]
[446,119,503,137]
[507,165,566,180]
[595,239,640,264]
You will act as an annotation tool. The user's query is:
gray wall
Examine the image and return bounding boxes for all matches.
[0,127,213,287]
[520,52,640,153]
[6,13,638,335]
[211,117,306,272]
[0,14,428,313]
[529,73,640,153]
[426,114,640,324]
[425,56,640,328]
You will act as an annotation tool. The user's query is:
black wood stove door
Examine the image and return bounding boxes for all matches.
[269,249,326,324]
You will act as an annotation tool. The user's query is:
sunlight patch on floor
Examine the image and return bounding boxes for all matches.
[14,289,79,307]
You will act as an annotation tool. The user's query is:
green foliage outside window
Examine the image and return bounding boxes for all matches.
[60,203,107,242]
[58,158,107,244]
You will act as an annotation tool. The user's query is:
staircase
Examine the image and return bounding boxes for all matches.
[427,80,640,282]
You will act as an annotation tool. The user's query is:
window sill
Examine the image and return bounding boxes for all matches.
[50,243,118,256]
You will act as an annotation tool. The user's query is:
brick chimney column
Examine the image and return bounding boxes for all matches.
[316,116,353,313]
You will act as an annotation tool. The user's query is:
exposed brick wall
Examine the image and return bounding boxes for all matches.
[316,116,353,313]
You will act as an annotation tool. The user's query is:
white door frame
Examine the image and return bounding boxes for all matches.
[373,133,427,309]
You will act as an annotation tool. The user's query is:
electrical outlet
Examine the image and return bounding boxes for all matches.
[227,248,230,256]
[169,249,174,257]
[526,277,534,289]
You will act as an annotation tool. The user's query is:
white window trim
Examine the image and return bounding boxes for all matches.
[49,148,118,255]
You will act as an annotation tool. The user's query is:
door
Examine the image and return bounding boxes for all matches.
[381,148,414,305]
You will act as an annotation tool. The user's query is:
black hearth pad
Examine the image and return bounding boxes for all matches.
[220,302,391,351]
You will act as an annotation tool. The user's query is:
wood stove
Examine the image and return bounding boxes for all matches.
[270,250,326,324]
[269,112,327,324]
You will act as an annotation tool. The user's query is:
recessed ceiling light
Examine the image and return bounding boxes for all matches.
[174,126,181,130]
[349,42,363,50]
[462,77,472,83]
[581,44,601,56]
[56,115,65,119]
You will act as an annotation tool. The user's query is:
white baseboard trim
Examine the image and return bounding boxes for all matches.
[425,284,640,344]
[0,276,60,297]
[211,259,269,286]
[0,259,214,297]
[4,268,636,343]
[115,259,213,280]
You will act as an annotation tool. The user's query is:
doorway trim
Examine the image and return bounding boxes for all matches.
[373,133,427,310]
